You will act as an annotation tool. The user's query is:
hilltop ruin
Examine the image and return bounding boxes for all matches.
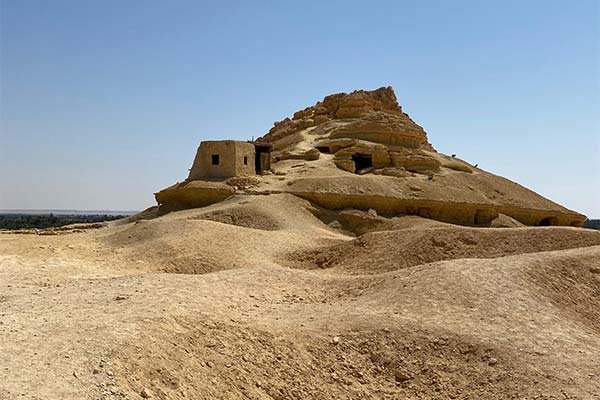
[154,87,585,227]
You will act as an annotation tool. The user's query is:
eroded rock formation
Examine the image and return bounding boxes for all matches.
[155,181,234,215]
[258,87,439,176]
[259,87,406,146]
[155,87,586,227]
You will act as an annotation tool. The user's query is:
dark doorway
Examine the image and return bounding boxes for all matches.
[352,153,372,173]
[254,143,272,174]
[473,209,494,225]
[211,154,220,165]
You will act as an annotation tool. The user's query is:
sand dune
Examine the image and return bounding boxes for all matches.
[286,225,600,274]
[1,194,599,399]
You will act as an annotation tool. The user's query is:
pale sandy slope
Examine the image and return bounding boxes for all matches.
[1,194,599,400]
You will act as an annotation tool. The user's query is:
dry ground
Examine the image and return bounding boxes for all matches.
[1,194,599,400]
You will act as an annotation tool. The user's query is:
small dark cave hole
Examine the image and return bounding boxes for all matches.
[316,146,331,154]
[538,217,556,226]
[352,153,373,173]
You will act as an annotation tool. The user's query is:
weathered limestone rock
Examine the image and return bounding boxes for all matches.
[276,148,320,162]
[225,176,261,190]
[258,86,417,148]
[293,107,313,120]
[315,138,359,153]
[330,142,393,173]
[491,213,525,228]
[154,181,235,215]
[313,114,331,125]
[372,148,391,168]
[323,86,402,118]
[390,152,441,174]
[259,86,436,179]
[337,209,387,235]
[381,167,410,177]
[334,158,356,173]
[320,137,435,175]
[441,158,474,173]
[329,112,431,149]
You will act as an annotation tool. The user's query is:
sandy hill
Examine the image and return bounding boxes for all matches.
[156,87,585,227]
[1,192,600,399]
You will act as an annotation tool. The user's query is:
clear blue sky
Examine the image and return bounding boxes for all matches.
[1,0,598,216]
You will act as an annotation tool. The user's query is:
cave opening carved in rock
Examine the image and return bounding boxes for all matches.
[538,217,558,226]
[352,153,373,173]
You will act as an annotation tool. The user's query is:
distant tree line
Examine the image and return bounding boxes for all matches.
[0,213,127,230]
[584,219,600,230]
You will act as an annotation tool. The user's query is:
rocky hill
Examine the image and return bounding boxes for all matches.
[156,87,586,227]
[257,87,432,154]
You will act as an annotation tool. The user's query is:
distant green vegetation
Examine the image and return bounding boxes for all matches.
[584,219,600,230]
[0,213,128,230]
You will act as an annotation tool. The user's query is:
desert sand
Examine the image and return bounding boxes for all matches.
[2,87,599,400]
[1,193,600,399]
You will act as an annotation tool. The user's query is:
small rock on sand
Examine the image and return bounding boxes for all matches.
[394,369,411,382]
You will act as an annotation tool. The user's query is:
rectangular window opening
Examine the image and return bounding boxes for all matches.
[211,154,219,165]
[243,156,248,165]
